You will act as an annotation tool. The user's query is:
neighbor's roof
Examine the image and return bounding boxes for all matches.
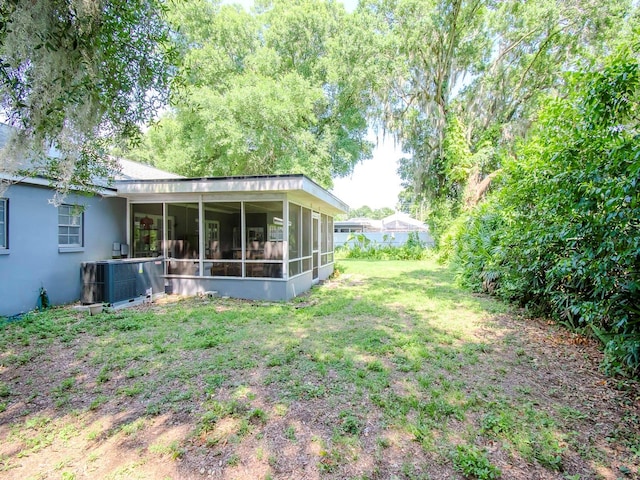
[334,217,383,230]
[335,212,429,232]
[382,212,430,231]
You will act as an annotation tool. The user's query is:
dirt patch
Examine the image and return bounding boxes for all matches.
[0,264,638,480]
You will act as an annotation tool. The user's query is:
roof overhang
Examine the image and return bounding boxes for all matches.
[115,174,349,215]
[0,173,119,197]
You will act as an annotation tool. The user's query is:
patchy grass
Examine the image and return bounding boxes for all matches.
[0,259,638,479]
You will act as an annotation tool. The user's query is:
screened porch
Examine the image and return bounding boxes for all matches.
[129,200,334,281]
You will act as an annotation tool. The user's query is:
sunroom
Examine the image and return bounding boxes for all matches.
[115,174,348,301]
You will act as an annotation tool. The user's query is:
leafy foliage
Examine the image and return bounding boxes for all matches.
[449,46,640,375]
[451,444,501,480]
[0,0,177,201]
[337,232,430,260]
[128,0,375,188]
[334,205,395,221]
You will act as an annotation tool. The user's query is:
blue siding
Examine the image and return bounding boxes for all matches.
[0,183,126,316]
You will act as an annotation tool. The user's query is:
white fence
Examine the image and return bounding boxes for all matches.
[334,231,434,248]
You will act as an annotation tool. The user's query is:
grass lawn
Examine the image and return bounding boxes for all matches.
[0,259,638,479]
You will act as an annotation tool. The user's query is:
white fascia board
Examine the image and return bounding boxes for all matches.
[116,175,349,214]
[116,177,305,195]
[301,177,349,214]
[0,173,118,197]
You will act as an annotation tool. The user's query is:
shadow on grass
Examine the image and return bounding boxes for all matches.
[0,261,637,479]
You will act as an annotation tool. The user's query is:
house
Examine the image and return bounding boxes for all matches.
[334,212,433,247]
[0,131,347,317]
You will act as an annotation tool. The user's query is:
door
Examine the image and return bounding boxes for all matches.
[312,214,320,281]
[205,220,220,258]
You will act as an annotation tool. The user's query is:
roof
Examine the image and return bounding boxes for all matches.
[116,174,349,215]
[0,123,181,191]
[335,212,429,232]
[382,212,430,231]
[334,217,383,230]
[114,158,182,181]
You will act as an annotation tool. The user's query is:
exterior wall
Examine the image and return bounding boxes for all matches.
[167,277,291,302]
[318,263,334,282]
[0,183,126,316]
[334,231,434,248]
[287,272,313,300]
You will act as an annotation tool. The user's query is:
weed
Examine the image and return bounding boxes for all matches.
[339,411,362,436]
[285,425,296,441]
[118,382,144,397]
[376,437,391,449]
[366,359,385,372]
[96,366,111,384]
[149,441,183,460]
[318,448,343,473]
[89,395,108,411]
[0,382,10,397]
[248,408,268,425]
[557,406,588,422]
[451,444,501,480]
[120,418,145,436]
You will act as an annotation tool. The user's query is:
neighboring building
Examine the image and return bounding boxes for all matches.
[0,132,347,317]
[334,212,434,247]
[333,217,383,233]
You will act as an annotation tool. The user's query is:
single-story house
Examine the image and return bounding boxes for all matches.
[334,212,434,247]
[0,132,347,317]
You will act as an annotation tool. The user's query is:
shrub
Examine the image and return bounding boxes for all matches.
[337,232,431,260]
[449,46,640,376]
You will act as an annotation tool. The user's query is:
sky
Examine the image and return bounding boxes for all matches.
[225,0,404,211]
[330,135,404,210]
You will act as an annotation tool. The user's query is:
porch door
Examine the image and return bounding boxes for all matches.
[312,214,320,281]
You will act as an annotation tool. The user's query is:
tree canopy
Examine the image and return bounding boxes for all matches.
[0,0,177,201]
[127,0,375,189]
[361,0,634,226]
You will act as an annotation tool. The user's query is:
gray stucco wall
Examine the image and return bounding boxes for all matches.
[0,183,127,316]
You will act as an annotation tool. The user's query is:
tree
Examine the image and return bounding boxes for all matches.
[0,0,177,202]
[451,43,640,375]
[129,0,376,189]
[363,0,633,236]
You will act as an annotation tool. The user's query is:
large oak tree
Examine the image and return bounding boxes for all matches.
[0,0,177,201]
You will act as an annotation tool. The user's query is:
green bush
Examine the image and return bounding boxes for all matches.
[449,46,640,376]
[451,444,501,479]
[337,232,431,260]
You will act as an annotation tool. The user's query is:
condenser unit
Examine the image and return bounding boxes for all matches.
[81,258,164,305]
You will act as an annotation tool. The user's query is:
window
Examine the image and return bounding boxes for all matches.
[58,204,83,247]
[131,203,165,258]
[0,199,7,249]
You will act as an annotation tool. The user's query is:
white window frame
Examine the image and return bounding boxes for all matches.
[0,198,7,250]
[58,204,83,248]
